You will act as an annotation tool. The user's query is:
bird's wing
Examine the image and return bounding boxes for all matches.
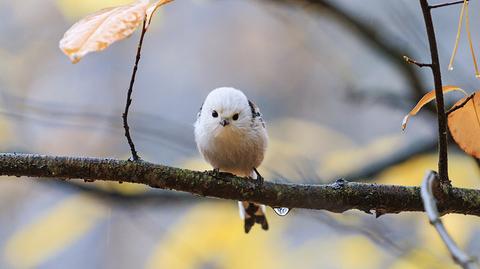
[248,100,265,128]
[196,103,203,120]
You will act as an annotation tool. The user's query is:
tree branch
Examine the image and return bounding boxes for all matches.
[421,171,477,268]
[403,55,432,68]
[429,0,468,9]
[1,153,480,216]
[419,0,450,184]
[122,19,148,161]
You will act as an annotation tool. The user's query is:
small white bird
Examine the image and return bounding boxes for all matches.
[194,87,269,233]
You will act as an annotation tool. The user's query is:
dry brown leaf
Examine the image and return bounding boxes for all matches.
[402,86,467,130]
[145,0,174,30]
[448,92,480,158]
[59,0,150,63]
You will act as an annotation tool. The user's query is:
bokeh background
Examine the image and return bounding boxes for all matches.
[1,0,480,268]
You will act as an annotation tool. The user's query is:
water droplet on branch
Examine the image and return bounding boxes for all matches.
[273,207,290,216]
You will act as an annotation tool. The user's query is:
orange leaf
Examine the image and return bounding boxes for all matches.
[402,86,467,131]
[145,0,174,30]
[448,92,480,158]
[59,0,150,63]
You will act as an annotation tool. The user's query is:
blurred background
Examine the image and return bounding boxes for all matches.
[0,0,480,268]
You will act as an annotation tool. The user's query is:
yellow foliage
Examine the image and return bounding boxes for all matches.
[56,0,134,20]
[0,115,12,146]
[145,203,409,269]
[390,248,456,269]
[94,181,148,195]
[378,153,480,188]
[146,202,285,269]
[320,135,404,179]
[4,195,107,269]
[378,153,480,268]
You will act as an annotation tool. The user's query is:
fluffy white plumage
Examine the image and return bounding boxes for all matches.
[194,87,269,233]
[194,87,268,176]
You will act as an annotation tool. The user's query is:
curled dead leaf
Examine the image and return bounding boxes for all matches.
[145,0,174,30]
[402,86,467,131]
[59,0,150,63]
[448,92,480,158]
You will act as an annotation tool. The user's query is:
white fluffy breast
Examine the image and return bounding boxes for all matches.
[195,122,267,176]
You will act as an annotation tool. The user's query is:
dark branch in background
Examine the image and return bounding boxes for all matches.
[270,0,426,103]
[339,139,437,181]
[47,180,197,205]
[123,19,148,161]
[2,153,480,216]
[309,212,406,256]
[429,0,468,9]
[417,0,450,184]
[421,171,477,268]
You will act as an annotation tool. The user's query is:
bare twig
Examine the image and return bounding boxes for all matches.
[123,19,148,161]
[403,55,432,68]
[419,0,450,184]
[430,0,469,9]
[421,171,477,268]
[1,153,480,216]
[446,93,475,116]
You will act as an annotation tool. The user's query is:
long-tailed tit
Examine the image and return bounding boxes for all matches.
[194,87,269,233]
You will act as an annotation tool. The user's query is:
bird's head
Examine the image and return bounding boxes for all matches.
[198,87,253,136]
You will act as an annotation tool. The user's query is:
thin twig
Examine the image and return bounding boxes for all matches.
[122,19,148,161]
[403,56,432,68]
[430,0,469,9]
[446,93,475,116]
[419,0,450,184]
[421,171,477,268]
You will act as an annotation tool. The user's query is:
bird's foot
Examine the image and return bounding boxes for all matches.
[207,168,234,179]
[207,168,220,177]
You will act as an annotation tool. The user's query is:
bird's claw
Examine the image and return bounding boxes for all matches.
[207,168,220,177]
[253,168,264,184]
[207,168,234,179]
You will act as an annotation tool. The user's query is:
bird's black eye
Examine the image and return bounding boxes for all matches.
[212,110,218,118]
[232,113,239,121]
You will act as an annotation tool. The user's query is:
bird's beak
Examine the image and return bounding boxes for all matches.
[220,119,230,127]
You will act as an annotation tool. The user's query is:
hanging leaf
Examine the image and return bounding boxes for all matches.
[402,86,467,130]
[145,0,174,30]
[59,0,150,63]
[448,92,480,158]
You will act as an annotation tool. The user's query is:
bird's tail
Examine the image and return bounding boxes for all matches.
[238,201,269,233]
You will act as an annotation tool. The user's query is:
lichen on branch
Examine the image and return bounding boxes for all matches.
[1,153,480,216]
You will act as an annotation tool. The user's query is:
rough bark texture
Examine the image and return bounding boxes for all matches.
[1,153,480,216]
